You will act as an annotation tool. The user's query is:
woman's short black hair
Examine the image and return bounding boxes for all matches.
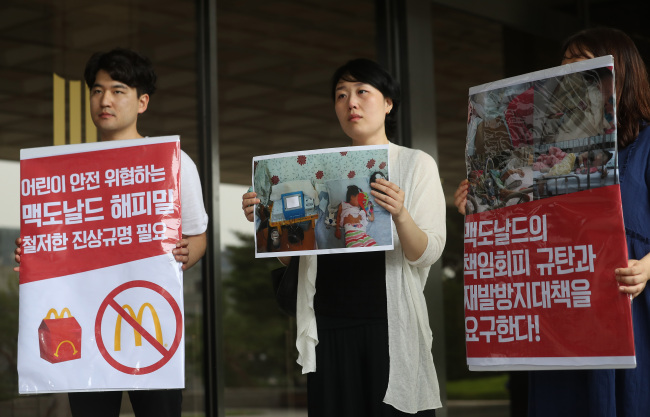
[331,58,401,139]
[84,48,157,97]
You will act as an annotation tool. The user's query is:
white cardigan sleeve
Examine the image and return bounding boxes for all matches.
[383,143,445,413]
[402,149,446,270]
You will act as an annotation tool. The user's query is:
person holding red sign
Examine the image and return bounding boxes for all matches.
[14,48,208,417]
[528,27,650,417]
[455,27,650,417]
[242,59,446,416]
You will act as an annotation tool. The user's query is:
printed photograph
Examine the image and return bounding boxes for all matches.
[465,58,618,214]
[251,145,393,257]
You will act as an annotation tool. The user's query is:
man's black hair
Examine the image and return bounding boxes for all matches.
[84,48,157,97]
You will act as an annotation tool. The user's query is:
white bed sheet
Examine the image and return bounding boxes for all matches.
[539,169,618,196]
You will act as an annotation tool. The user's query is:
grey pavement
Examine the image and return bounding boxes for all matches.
[224,401,510,417]
[2,397,510,417]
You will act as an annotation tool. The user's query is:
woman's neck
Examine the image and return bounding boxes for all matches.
[350,134,390,147]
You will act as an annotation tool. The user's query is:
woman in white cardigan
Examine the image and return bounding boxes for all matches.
[242,59,446,416]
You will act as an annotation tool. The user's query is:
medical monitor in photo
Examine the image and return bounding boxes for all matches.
[281,191,305,219]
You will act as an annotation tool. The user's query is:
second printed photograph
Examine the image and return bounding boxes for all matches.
[251,145,392,257]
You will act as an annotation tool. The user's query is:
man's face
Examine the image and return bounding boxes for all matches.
[89,69,149,141]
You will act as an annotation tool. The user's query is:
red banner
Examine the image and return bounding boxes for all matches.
[19,140,181,284]
[464,185,634,369]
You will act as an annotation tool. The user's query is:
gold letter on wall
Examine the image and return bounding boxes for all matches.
[53,74,97,146]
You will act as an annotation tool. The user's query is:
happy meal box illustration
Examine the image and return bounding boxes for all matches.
[38,308,82,363]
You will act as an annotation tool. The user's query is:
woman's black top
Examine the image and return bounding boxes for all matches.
[314,251,387,318]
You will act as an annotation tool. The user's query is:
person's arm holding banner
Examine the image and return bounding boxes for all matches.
[174,151,209,270]
[174,233,207,270]
[13,237,21,272]
[453,179,469,216]
[616,252,650,298]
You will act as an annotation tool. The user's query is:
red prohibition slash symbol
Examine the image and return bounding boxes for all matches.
[95,280,183,375]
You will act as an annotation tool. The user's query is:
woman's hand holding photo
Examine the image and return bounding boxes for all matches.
[370,177,405,219]
[241,191,260,222]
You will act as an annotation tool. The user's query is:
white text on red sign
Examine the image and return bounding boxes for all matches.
[22,190,174,227]
[22,222,167,253]
[464,215,547,247]
[20,165,166,196]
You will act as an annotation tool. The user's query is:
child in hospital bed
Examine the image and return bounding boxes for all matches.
[334,185,377,247]
[575,149,613,175]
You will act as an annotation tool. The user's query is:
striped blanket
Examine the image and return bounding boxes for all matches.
[344,223,377,247]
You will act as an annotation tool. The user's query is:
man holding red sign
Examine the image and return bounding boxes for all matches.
[15,48,208,417]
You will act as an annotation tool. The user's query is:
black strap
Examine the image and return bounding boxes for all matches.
[270,257,299,316]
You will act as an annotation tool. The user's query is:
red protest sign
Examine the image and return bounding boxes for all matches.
[19,139,181,284]
[18,137,187,394]
[464,186,634,369]
[463,56,633,370]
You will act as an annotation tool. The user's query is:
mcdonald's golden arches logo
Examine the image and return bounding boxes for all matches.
[54,340,79,357]
[45,307,72,320]
[114,303,163,351]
